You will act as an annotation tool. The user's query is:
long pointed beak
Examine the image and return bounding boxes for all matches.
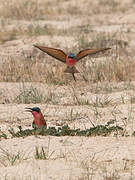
[25,107,33,112]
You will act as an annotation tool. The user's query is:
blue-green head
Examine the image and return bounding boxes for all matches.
[68,53,75,58]
[25,107,41,113]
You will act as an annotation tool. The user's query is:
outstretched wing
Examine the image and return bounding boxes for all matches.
[34,45,67,64]
[75,48,111,61]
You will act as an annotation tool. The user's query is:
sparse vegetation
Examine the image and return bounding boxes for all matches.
[35,147,47,160]
[0,56,68,84]
[0,0,135,179]
[35,138,54,160]
[13,84,45,104]
[91,95,112,108]
[0,146,25,166]
[8,120,123,138]
[0,45,134,84]
[0,0,45,20]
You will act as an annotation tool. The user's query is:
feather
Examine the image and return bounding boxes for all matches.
[34,45,67,63]
[76,47,111,61]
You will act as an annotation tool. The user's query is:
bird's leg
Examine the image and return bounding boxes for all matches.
[72,73,76,81]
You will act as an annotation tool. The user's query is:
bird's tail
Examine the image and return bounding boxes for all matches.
[64,66,79,74]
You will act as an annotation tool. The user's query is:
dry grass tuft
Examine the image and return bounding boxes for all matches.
[0,0,128,21]
[0,0,46,20]
[80,57,135,83]
[0,53,134,84]
[0,57,67,84]
[0,31,17,44]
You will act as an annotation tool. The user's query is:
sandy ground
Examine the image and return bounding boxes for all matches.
[0,81,135,179]
[0,0,135,179]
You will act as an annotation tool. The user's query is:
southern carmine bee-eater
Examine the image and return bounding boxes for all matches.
[34,45,111,81]
[25,107,47,129]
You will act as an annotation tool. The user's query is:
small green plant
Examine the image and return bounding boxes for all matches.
[35,146,47,160]
[35,138,54,160]
[45,90,58,105]
[0,146,23,166]
[0,129,7,139]
[65,109,83,122]
[13,84,45,104]
[91,95,112,108]
[8,121,123,138]
[121,95,125,104]
[69,109,74,121]
[9,153,20,166]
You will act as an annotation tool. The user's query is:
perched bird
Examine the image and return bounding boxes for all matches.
[25,107,47,129]
[34,45,111,81]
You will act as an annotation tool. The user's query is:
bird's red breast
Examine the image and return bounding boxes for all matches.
[66,56,76,67]
[32,111,47,128]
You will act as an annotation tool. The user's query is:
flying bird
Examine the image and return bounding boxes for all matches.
[25,107,47,129]
[34,45,111,81]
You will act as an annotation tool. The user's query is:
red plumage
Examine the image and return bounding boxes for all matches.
[25,107,47,129]
[32,111,47,129]
[34,45,111,81]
